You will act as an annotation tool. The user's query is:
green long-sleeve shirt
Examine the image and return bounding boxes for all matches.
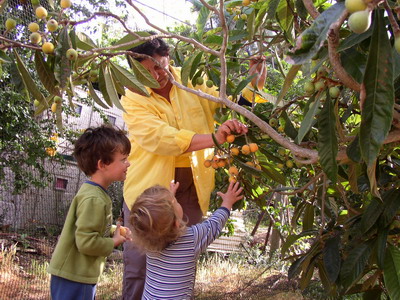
[47,181,115,284]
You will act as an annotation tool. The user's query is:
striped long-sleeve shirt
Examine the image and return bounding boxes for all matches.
[142,207,230,300]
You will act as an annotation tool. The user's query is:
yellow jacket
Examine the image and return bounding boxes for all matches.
[121,67,220,214]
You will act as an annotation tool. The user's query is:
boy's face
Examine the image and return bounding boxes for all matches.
[105,151,130,182]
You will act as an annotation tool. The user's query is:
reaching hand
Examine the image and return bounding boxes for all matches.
[215,119,248,144]
[249,55,267,91]
[169,180,180,196]
[217,181,244,210]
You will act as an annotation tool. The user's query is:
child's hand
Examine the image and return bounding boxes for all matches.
[170,180,180,196]
[217,181,244,210]
[113,224,128,247]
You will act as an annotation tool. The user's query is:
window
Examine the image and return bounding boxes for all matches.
[75,104,82,115]
[55,178,68,190]
[106,115,116,125]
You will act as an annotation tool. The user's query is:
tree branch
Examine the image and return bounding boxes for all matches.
[328,10,361,92]
[302,0,320,19]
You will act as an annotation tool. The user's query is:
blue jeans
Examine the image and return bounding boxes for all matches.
[50,275,96,300]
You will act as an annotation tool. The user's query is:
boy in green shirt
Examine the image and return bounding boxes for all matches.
[48,125,132,300]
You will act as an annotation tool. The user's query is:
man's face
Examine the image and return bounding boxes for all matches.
[140,54,170,89]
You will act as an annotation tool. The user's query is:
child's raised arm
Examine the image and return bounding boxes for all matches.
[217,181,244,210]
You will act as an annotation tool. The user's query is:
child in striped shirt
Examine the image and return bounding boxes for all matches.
[129,181,244,300]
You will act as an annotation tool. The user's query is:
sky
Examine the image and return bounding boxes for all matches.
[127,0,197,30]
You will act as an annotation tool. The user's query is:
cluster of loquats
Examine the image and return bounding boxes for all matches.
[344,0,400,53]
[303,66,341,100]
[203,133,261,183]
[20,0,78,114]
[225,0,258,22]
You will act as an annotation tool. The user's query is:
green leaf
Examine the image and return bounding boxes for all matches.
[375,228,388,269]
[379,188,400,228]
[35,51,59,96]
[103,64,126,112]
[56,27,72,89]
[276,0,294,40]
[110,62,149,97]
[75,31,97,51]
[281,230,317,257]
[259,162,286,185]
[367,160,380,199]
[98,65,113,107]
[318,94,338,183]
[276,64,302,106]
[0,50,12,63]
[113,31,151,51]
[247,9,255,40]
[88,81,109,109]
[190,52,203,79]
[360,198,383,234]
[296,95,320,144]
[197,4,211,38]
[360,9,394,166]
[347,135,362,163]
[280,111,298,140]
[340,242,372,291]
[323,234,341,283]
[13,49,46,103]
[233,75,256,100]
[302,203,314,231]
[181,54,198,87]
[384,244,400,300]
[128,57,160,89]
[286,2,346,65]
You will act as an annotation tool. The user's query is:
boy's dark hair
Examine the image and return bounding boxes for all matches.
[127,31,170,63]
[73,125,131,176]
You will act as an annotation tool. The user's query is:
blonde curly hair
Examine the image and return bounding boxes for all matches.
[129,185,187,252]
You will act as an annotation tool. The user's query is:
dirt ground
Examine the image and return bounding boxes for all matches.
[0,233,312,300]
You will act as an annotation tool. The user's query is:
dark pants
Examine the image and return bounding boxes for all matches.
[50,275,96,300]
[122,167,203,300]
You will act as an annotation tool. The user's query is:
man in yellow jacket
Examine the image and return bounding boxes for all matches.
[121,36,266,299]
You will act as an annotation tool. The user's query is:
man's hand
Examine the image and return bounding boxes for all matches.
[249,55,267,90]
[215,119,248,144]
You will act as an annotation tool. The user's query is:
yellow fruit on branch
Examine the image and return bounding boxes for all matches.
[345,0,367,13]
[66,48,78,61]
[217,160,226,168]
[230,147,239,156]
[30,32,42,44]
[51,102,57,113]
[203,160,212,168]
[42,42,55,54]
[249,143,258,153]
[60,0,72,8]
[242,0,250,6]
[36,6,48,19]
[47,19,58,32]
[228,166,239,175]
[245,161,255,167]
[226,134,235,143]
[241,145,251,155]
[28,22,40,32]
[348,10,371,34]
[228,176,237,183]
[5,18,17,31]
[286,160,294,168]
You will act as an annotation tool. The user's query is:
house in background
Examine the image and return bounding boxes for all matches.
[0,88,127,232]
